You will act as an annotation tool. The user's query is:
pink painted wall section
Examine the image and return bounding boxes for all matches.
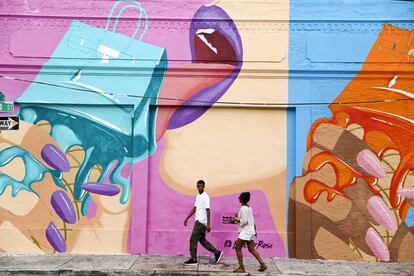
[133,138,286,257]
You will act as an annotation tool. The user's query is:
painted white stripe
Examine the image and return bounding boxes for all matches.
[355,106,414,126]
[372,86,414,100]
[196,28,216,35]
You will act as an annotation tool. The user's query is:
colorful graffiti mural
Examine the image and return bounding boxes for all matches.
[0,0,413,263]
[0,0,288,256]
[289,24,414,262]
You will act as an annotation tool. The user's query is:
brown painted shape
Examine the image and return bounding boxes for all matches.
[314,227,362,261]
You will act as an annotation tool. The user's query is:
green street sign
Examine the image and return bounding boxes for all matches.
[0,102,13,112]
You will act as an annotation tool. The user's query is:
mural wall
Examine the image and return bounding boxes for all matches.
[288,0,414,262]
[0,0,413,262]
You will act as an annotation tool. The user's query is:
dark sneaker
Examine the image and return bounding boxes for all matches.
[214,251,223,264]
[184,258,198,266]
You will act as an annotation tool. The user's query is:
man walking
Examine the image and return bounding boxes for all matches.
[183,180,223,265]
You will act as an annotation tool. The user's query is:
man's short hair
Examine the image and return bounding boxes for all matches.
[197,180,205,186]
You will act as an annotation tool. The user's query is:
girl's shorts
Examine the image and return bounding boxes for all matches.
[238,232,255,241]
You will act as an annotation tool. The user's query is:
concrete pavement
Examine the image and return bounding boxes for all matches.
[0,254,413,275]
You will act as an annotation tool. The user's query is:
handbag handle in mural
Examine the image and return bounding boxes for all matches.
[105,0,149,41]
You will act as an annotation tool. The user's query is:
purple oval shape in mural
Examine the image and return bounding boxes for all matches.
[167,5,243,129]
[45,221,66,253]
[41,144,70,172]
[81,182,120,196]
[51,190,76,224]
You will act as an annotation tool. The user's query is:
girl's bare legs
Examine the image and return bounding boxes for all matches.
[247,241,267,271]
[234,239,246,272]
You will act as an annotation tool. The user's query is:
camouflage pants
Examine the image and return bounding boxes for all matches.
[190,221,219,259]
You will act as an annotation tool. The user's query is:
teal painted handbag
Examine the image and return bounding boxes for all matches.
[16,0,167,202]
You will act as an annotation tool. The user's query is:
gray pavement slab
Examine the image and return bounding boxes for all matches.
[0,254,74,271]
[0,272,57,276]
[59,254,137,271]
[130,255,198,273]
[0,254,413,275]
[198,256,279,275]
[273,258,358,275]
[348,261,414,275]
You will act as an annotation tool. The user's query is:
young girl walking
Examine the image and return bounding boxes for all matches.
[230,192,267,273]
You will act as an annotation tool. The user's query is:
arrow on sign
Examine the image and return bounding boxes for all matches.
[0,116,19,130]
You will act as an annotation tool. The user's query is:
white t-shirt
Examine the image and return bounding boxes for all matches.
[194,192,210,225]
[238,206,255,235]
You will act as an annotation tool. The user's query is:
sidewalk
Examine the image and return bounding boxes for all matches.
[0,254,413,275]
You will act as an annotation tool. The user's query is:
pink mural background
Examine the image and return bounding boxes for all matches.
[131,138,285,257]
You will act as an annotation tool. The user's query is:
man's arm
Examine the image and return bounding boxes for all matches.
[184,207,196,226]
[206,208,211,233]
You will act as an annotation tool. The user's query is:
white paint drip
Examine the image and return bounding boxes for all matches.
[197,34,218,54]
[388,75,398,88]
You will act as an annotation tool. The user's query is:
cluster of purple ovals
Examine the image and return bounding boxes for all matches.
[41,144,120,252]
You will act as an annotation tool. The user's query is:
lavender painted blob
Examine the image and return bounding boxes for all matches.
[81,182,120,196]
[41,144,70,172]
[45,221,66,253]
[167,5,243,129]
[51,190,76,224]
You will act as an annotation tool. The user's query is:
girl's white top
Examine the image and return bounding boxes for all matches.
[238,205,255,235]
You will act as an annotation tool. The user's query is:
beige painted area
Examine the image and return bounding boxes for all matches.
[0,142,12,150]
[210,0,289,21]
[92,192,130,215]
[0,154,25,181]
[162,108,286,189]
[70,208,130,254]
[70,229,129,254]
[0,186,39,217]
[221,78,288,105]
[0,221,43,253]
